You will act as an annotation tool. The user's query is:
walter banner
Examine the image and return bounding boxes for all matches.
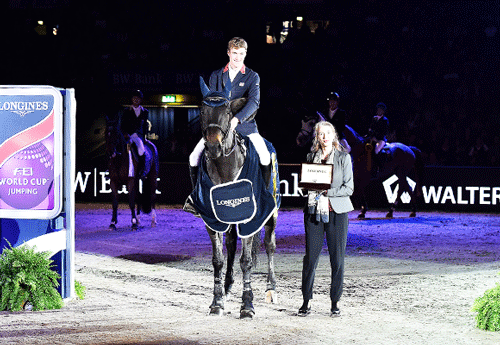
[0,86,63,219]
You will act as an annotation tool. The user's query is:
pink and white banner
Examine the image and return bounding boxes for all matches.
[0,86,63,219]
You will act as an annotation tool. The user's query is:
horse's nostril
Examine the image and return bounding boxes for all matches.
[205,128,223,144]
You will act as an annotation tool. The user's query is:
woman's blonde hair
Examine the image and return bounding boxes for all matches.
[311,121,342,153]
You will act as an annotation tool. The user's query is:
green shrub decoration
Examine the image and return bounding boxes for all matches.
[472,281,500,331]
[0,243,63,311]
[75,280,86,300]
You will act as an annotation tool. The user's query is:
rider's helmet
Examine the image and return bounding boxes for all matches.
[326,91,340,102]
[132,90,144,100]
[376,102,387,111]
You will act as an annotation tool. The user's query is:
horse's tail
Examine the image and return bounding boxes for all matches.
[410,146,424,197]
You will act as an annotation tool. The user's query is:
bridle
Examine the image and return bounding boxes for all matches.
[201,96,240,159]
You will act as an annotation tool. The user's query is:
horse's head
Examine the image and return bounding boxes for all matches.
[199,77,245,159]
[296,111,325,147]
[105,118,125,159]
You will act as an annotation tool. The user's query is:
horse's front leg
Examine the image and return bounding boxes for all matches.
[150,209,157,227]
[386,172,406,218]
[224,226,237,299]
[109,180,119,230]
[208,227,225,315]
[127,178,138,229]
[264,212,278,303]
[358,193,368,219]
[240,235,255,319]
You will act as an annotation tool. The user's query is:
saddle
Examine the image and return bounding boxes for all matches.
[184,137,280,238]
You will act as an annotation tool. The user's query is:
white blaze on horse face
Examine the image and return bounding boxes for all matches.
[228,47,246,71]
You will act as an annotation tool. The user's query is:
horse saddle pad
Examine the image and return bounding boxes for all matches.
[210,179,256,224]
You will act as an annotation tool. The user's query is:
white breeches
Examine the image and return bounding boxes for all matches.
[189,133,271,167]
[189,138,206,167]
[248,133,271,166]
[130,133,145,156]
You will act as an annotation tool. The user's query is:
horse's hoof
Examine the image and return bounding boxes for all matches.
[357,213,366,219]
[132,223,138,231]
[209,306,224,316]
[151,221,157,227]
[109,223,117,231]
[409,211,417,217]
[265,290,277,304]
[240,308,255,319]
[385,212,394,218]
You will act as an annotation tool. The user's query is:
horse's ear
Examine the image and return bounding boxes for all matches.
[316,111,326,122]
[230,97,248,115]
[223,78,231,99]
[200,76,210,98]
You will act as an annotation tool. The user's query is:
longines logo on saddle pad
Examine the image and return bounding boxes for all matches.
[210,179,256,224]
[215,196,251,208]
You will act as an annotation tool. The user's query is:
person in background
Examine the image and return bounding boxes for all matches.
[298,121,354,317]
[121,90,148,178]
[320,91,351,153]
[366,102,389,175]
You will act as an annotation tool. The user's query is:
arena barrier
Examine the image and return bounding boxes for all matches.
[0,86,76,299]
[75,162,499,213]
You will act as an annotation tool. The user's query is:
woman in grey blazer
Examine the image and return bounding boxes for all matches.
[298,121,354,317]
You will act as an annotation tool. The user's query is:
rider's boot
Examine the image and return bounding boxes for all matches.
[260,163,272,188]
[184,165,200,217]
[189,165,199,190]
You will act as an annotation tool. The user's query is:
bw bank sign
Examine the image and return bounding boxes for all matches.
[73,165,500,212]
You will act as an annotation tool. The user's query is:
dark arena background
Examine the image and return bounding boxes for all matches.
[1,1,500,344]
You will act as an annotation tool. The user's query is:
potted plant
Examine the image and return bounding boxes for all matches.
[0,242,63,311]
[472,274,500,331]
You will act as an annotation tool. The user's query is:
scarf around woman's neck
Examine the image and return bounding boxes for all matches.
[307,148,335,222]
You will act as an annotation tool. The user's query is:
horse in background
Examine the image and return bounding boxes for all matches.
[105,118,159,230]
[184,77,280,318]
[296,113,423,218]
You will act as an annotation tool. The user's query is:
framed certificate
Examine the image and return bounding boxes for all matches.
[298,163,333,190]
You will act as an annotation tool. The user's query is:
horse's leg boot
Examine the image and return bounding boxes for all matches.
[260,163,272,188]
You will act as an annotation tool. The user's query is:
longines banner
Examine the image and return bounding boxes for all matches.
[0,86,63,219]
[74,163,500,212]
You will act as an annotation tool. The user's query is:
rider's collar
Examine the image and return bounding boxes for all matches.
[223,63,246,74]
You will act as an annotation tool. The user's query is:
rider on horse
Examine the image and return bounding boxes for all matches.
[121,89,148,178]
[366,102,390,176]
[189,37,271,189]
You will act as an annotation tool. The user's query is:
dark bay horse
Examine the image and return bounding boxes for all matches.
[296,115,423,218]
[185,78,279,318]
[105,119,159,230]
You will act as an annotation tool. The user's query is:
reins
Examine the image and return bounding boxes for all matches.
[201,96,242,160]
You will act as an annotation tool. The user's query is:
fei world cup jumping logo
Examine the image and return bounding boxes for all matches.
[0,87,63,219]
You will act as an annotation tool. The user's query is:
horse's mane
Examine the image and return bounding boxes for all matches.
[106,120,127,154]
